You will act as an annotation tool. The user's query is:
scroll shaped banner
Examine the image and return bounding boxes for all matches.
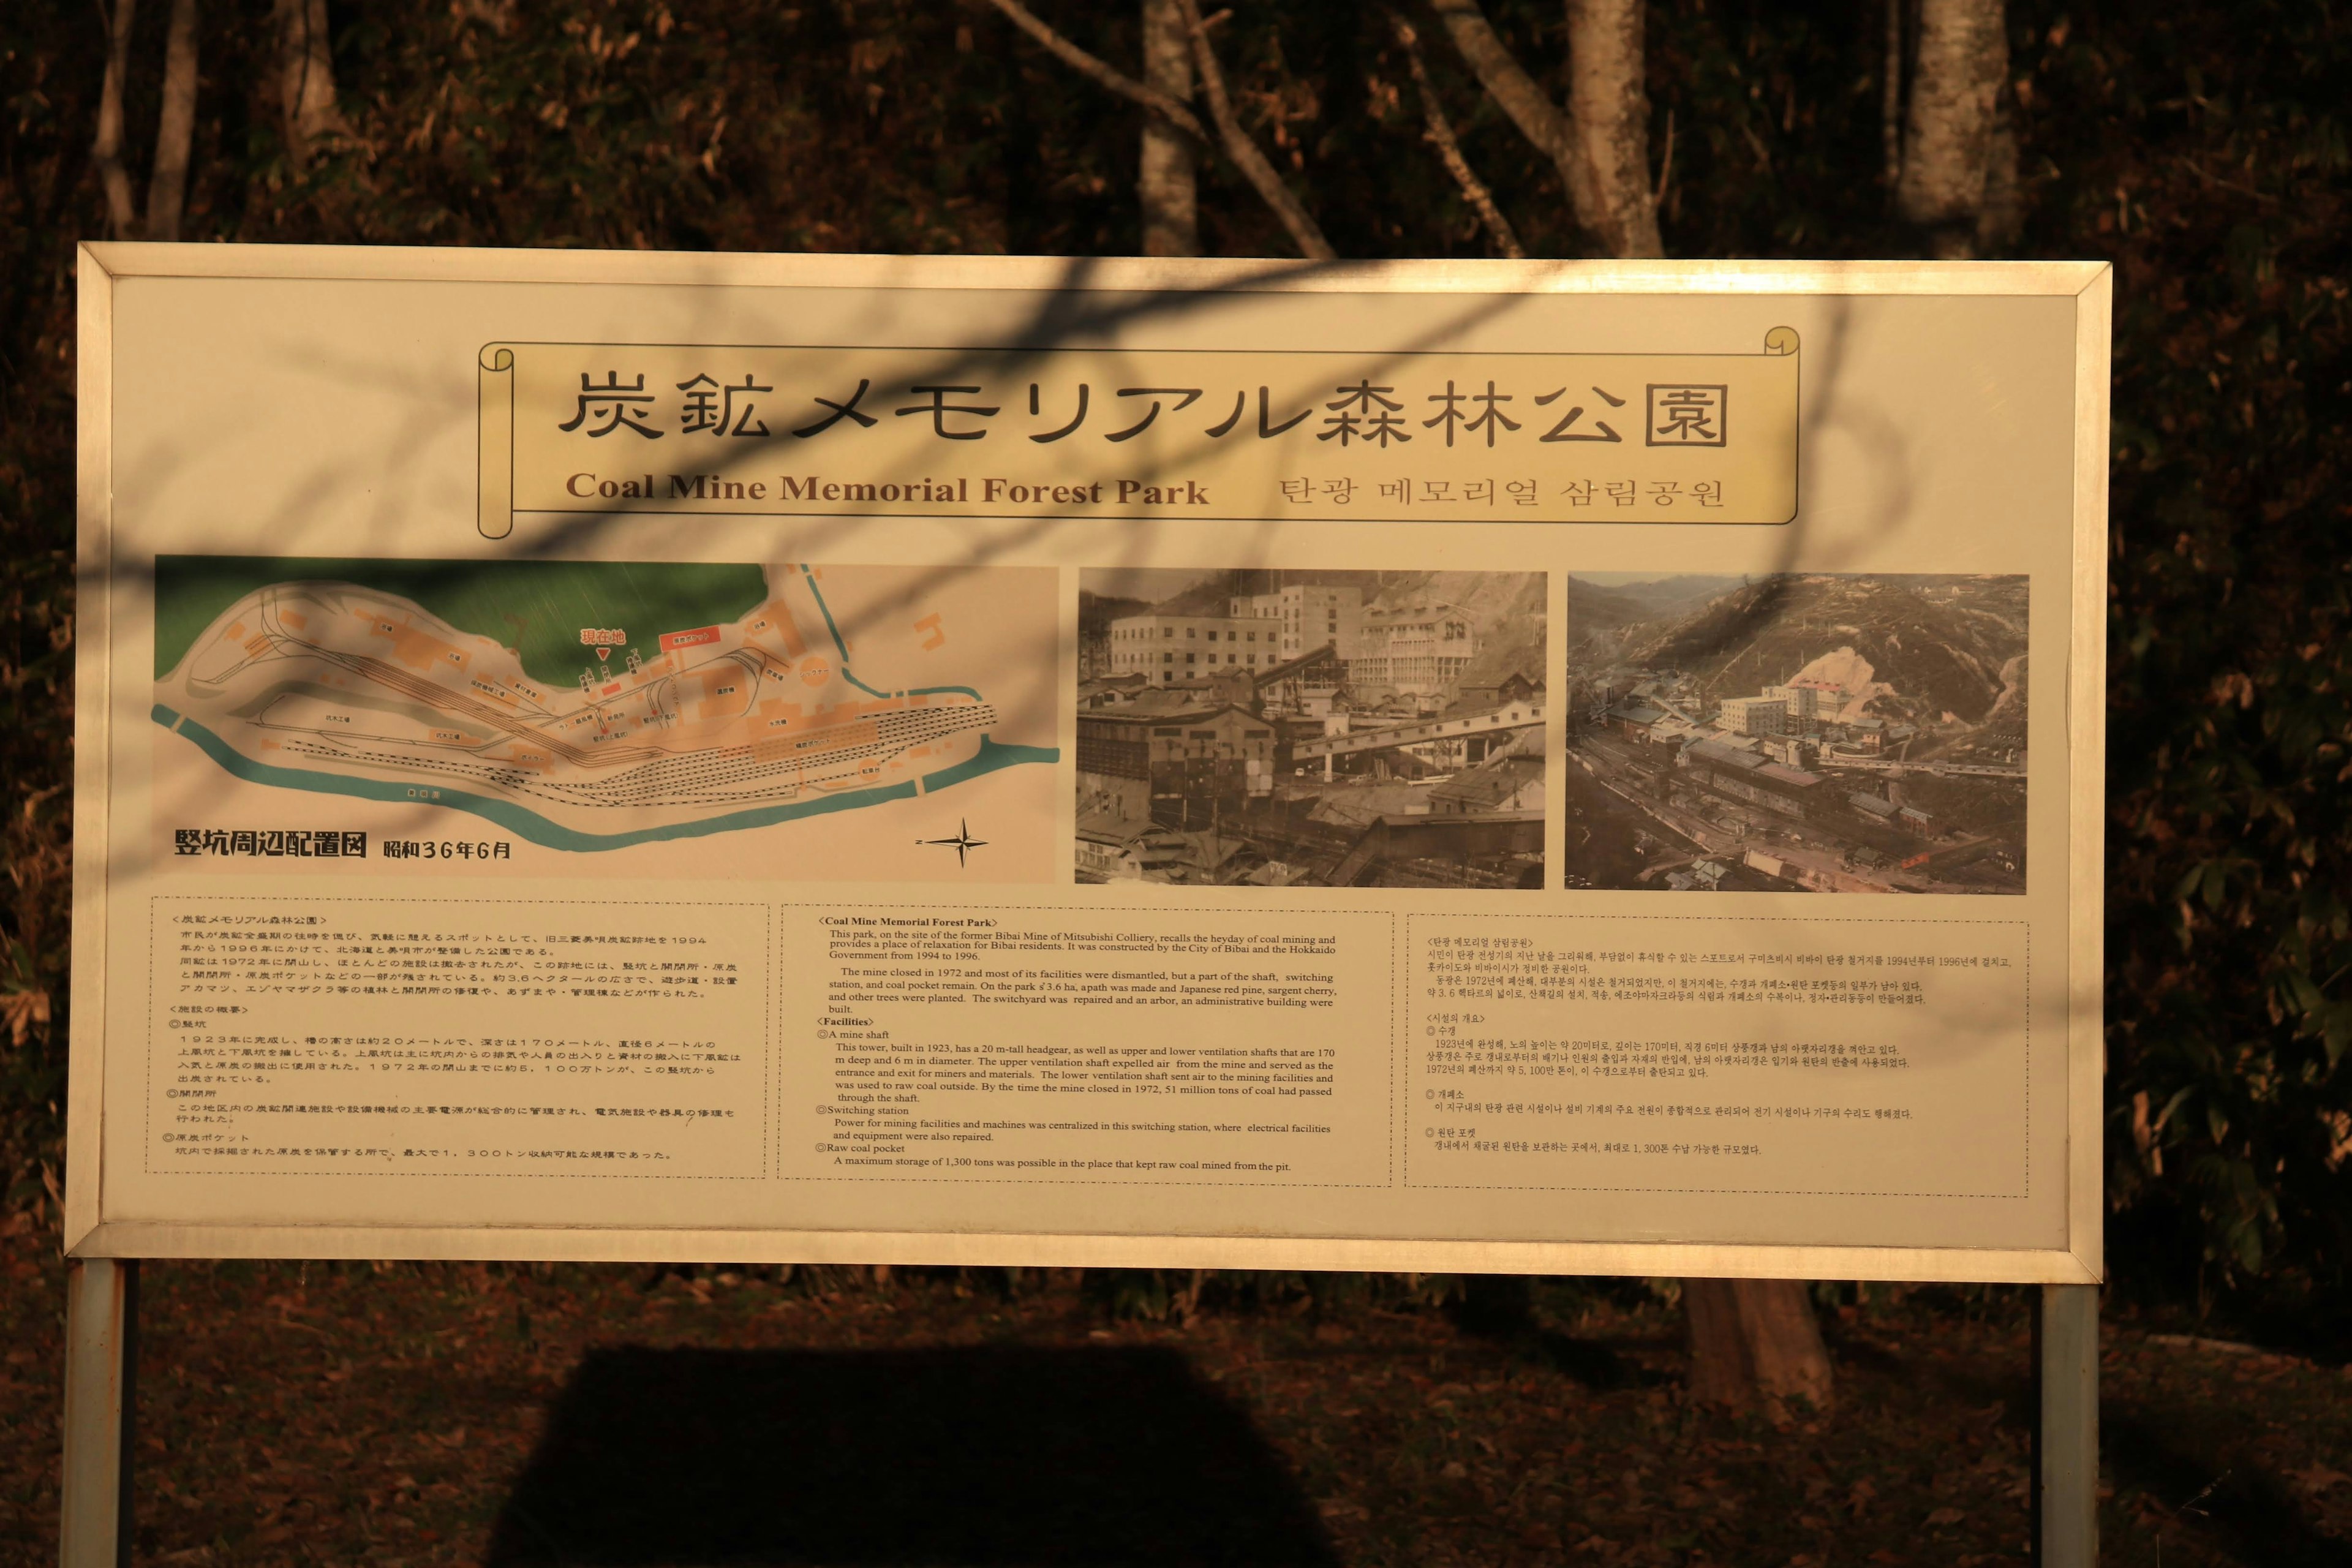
[478,330,1800,538]
[478,344,515,540]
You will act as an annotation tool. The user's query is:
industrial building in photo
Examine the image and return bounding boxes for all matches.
[1077,568,1547,888]
[1100,579,1476,706]
[1561,572,2029,895]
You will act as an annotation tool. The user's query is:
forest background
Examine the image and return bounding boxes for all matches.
[0,0,2345,1352]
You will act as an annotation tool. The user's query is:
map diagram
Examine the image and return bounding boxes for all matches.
[153,560,1058,852]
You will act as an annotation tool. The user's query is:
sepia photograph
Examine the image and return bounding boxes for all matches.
[1563,573,2029,893]
[1077,569,1546,887]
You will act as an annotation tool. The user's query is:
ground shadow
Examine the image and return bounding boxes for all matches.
[1444,1276,1666,1390]
[1841,1321,2351,1567]
[2103,1411,2352,1568]
[483,1343,1341,1566]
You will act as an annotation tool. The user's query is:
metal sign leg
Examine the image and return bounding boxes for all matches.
[2035,1282,2098,1566]
[61,1257,137,1568]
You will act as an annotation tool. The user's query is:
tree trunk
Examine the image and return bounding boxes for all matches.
[145,0,198,243]
[1684,1278,1834,1412]
[92,0,140,238]
[1564,0,1661,259]
[274,0,344,168]
[1430,0,1659,258]
[1138,0,1197,256]
[1894,0,2011,257]
[1428,3,1837,1405]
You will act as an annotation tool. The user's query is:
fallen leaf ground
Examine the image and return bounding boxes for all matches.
[2,1219,2346,1566]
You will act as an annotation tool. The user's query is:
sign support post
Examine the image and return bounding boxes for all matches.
[60,1256,137,1568]
[2035,1282,2100,1566]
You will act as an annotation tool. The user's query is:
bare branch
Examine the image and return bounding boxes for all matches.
[1389,12,1523,259]
[983,0,1330,261]
[1429,0,1663,257]
[1175,0,1334,260]
[1426,0,1571,168]
[91,0,139,238]
[1652,106,1674,211]
[1140,0,1199,256]
[980,0,1208,143]
[146,0,198,243]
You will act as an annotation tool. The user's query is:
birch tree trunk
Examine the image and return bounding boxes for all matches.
[92,0,140,238]
[274,0,344,168]
[145,0,199,243]
[1139,0,1197,256]
[1894,0,2014,257]
[1564,0,1661,259]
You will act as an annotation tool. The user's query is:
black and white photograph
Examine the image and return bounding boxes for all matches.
[1077,569,1546,887]
[1563,573,2030,893]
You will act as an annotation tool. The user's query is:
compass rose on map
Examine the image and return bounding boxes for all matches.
[921,819,988,867]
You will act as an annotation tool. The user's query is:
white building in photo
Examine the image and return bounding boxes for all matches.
[1716,694,1789,736]
[1349,601,1478,706]
[1104,609,1291,684]
[1230,582,1365,662]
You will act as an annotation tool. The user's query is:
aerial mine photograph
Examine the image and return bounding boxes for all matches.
[1562,572,2029,894]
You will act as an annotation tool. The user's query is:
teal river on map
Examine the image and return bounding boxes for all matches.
[153,704,1056,853]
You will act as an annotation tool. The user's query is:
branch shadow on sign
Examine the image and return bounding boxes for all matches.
[482,1342,1342,1566]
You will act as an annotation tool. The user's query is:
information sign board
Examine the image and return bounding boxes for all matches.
[69,246,2108,1284]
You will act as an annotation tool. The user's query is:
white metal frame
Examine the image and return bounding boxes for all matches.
[67,243,2110,1287]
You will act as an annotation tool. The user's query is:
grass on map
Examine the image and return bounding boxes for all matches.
[151,558,771,685]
